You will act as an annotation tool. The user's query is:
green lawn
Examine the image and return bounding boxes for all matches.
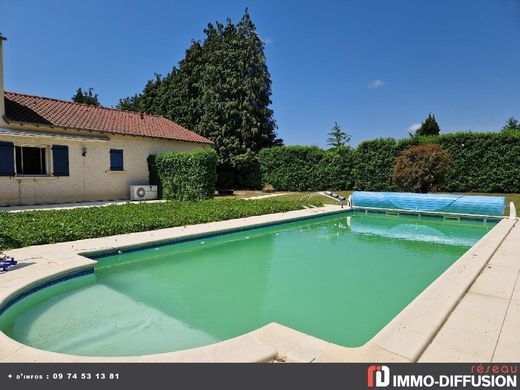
[0,198,320,250]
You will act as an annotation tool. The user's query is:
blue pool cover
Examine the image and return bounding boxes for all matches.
[351,191,505,216]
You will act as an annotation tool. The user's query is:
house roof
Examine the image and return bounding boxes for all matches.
[3,91,212,144]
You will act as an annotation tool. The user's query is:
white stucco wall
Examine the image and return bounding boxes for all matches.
[0,125,206,205]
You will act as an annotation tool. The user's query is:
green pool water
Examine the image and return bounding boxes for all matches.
[0,212,494,356]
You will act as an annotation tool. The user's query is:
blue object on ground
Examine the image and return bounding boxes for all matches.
[351,191,506,216]
[0,257,17,271]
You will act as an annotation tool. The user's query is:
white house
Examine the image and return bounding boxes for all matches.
[0,35,212,206]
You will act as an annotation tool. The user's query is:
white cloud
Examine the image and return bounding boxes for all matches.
[408,123,421,132]
[369,80,386,88]
[260,36,273,45]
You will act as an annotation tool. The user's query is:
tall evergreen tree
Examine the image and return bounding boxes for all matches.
[72,87,100,106]
[501,117,520,131]
[415,113,441,136]
[160,42,205,129]
[117,9,280,187]
[327,122,351,148]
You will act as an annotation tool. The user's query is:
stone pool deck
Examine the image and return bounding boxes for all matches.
[419,222,520,362]
[0,206,518,363]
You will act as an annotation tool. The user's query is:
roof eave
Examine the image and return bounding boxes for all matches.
[2,116,213,145]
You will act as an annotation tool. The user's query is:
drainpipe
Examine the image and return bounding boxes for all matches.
[0,33,6,125]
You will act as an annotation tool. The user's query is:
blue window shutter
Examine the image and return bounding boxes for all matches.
[0,141,15,176]
[110,149,124,171]
[52,145,69,176]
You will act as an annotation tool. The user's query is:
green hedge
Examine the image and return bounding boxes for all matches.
[258,146,354,191]
[148,148,218,201]
[352,138,399,191]
[258,132,520,193]
[398,132,520,193]
[218,151,262,190]
[0,198,321,249]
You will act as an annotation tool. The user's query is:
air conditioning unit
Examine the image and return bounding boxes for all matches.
[130,185,158,201]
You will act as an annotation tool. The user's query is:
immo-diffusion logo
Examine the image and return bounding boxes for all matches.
[368,365,390,388]
[366,364,518,388]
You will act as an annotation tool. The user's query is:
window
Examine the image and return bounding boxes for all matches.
[0,141,15,176]
[15,146,47,175]
[52,145,69,176]
[1,143,70,176]
[110,149,124,171]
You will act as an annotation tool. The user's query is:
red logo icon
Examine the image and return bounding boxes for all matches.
[368,365,390,387]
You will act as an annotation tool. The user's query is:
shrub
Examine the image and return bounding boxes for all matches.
[392,144,452,193]
[0,198,322,250]
[149,148,218,201]
[258,146,354,191]
[352,138,399,191]
[262,183,275,193]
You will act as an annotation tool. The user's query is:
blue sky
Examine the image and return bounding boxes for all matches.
[1,0,519,146]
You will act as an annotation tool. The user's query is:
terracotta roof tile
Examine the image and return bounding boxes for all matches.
[4,91,212,144]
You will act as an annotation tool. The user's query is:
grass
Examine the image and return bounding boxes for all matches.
[273,191,353,205]
[0,198,321,250]
[214,190,264,200]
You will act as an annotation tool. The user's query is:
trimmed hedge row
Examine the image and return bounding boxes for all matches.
[257,131,520,193]
[399,132,520,193]
[258,146,354,191]
[148,148,217,201]
[0,198,321,249]
[352,138,399,191]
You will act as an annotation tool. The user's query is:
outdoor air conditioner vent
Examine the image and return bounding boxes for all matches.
[129,185,158,201]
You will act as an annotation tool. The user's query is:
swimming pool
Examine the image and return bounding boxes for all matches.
[0,211,495,357]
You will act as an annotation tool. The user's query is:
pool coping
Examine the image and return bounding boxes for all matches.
[0,205,516,362]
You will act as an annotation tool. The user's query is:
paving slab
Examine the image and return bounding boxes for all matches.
[314,343,409,363]
[420,221,520,362]
[419,293,509,362]
[492,298,520,362]
[470,263,520,299]
[284,335,331,362]
[250,322,309,358]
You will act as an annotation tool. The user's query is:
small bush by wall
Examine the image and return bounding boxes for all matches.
[148,148,218,201]
[258,146,354,191]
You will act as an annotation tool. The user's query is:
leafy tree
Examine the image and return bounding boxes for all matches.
[117,94,140,111]
[501,117,520,132]
[327,122,351,148]
[392,144,452,193]
[117,9,281,188]
[72,88,100,106]
[415,113,441,136]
